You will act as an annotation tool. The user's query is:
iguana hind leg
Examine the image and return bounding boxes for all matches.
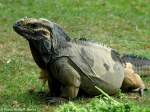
[121,63,145,96]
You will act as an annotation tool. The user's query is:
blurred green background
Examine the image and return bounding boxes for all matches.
[0,0,150,111]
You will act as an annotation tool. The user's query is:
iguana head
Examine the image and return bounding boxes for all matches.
[13,17,70,41]
[13,17,70,64]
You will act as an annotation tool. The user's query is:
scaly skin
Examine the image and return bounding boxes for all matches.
[13,17,145,100]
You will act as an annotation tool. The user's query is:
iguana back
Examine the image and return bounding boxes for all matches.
[56,41,124,95]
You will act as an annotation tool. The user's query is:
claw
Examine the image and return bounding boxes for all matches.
[46,97,68,104]
[139,88,144,97]
[131,88,145,97]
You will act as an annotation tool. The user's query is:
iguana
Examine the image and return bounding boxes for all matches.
[13,17,148,99]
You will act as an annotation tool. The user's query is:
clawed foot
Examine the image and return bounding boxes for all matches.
[38,92,68,104]
[132,88,148,97]
[46,97,68,104]
[37,91,68,104]
[139,88,144,97]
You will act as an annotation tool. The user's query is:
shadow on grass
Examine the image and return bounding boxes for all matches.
[0,91,48,107]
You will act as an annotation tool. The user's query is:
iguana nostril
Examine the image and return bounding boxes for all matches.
[13,23,17,30]
[13,22,20,31]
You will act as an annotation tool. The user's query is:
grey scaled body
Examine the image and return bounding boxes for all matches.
[13,17,146,99]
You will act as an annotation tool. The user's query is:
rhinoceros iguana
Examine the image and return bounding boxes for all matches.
[13,17,147,99]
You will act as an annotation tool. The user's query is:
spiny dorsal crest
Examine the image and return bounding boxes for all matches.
[72,39,112,52]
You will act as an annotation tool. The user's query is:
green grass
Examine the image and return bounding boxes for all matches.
[57,97,149,112]
[0,0,150,111]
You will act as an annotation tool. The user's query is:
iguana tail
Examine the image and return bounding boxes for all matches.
[121,54,150,76]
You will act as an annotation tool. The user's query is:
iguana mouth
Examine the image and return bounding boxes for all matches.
[13,22,29,34]
[13,20,44,40]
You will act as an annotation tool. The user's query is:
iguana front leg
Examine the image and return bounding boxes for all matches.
[48,57,81,99]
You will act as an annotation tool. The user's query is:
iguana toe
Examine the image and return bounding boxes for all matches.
[46,97,68,104]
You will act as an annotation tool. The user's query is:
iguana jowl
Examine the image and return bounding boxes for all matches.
[13,17,147,98]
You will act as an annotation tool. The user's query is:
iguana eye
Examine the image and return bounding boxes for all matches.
[28,23,38,29]
[40,30,49,36]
